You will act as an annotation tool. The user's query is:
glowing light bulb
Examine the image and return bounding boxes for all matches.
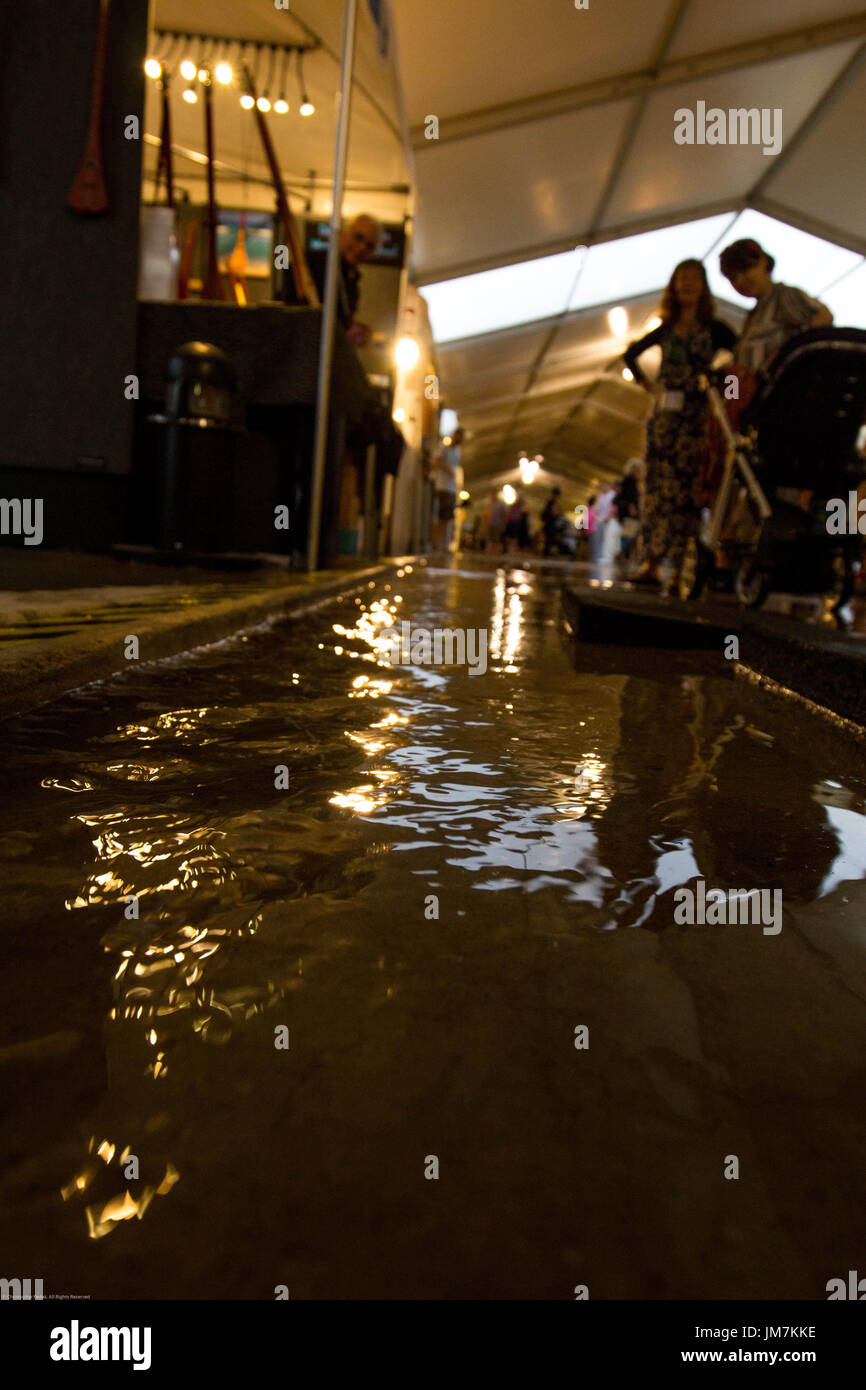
[180,60,196,81]
[240,93,255,110]
[394,336,420,371]
[182,87,198,104]
[502,484,517,505]
[257,95,271,112]
[300,100,315,117]
[197,67,209,84]
[215,63,233,85]
[144,59,161,80]
[392,407,406,423]
[274,97,289,114]
[622,368,634,381]
[608,306,628,336]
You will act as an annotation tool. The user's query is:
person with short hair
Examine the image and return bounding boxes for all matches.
[719,238,832,376]
[713,240,834,572]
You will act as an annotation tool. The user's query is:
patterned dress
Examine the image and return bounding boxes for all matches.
[624,319,736,568]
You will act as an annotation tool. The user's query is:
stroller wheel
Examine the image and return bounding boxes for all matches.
[678,537,709,601]
[735,558,770,609]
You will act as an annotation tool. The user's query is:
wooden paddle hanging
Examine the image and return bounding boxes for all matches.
[242,64,320,308]
[178,222,197,301]
[201,70,226,300]
[68,0,111,214]
[153,70,175,209]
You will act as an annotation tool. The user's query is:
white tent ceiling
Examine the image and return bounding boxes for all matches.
[390,0,866,490]
[395,0,866,280]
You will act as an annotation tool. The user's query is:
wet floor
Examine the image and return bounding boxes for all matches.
[1,557,866,1299]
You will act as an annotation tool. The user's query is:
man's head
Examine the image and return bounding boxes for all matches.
[340,215,382,267]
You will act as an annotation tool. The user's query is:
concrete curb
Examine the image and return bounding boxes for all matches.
[562,584,866,729]
[0,562,402,721]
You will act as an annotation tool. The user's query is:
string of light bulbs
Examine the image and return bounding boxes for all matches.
[144,31,318,116]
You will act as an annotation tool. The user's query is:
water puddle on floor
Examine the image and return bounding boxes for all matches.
[1,558,866,1298]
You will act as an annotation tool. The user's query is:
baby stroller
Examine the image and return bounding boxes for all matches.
[679,327,866,623]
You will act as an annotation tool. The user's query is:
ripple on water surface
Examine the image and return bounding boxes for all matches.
[0,562,865,1284]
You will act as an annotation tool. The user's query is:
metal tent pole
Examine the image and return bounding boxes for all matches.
[307,0,359,572]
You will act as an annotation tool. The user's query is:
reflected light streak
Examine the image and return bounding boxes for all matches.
[489,571,506,659]
[329,786,382,814]
[504,590,523,664]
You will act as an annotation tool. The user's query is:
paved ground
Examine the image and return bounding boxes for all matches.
[1,557,864,1299]
[2,545,864,729]
[0,551,403,720]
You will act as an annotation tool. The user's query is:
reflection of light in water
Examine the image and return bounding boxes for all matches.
[346,733,389,755]
[67,811,233,906]
[817,804,866,897]
[349,676,393,699]
[654,843,700,896]
[450,815,609,905]
[62,1140,180,1241]
[489,571,506,659]
[560,752,610,814]
[600,840,703,930]
[104,763,162,782]
[488,573,523,665]
[333,598,402,663]
[370,711,409,729]
[115,709,215,742]
[504,590,522,664]
[329,786,381,814]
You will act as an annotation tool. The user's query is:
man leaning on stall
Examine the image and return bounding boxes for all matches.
[283,213,382,349]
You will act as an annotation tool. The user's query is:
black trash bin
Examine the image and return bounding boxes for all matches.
[147,341,244,554]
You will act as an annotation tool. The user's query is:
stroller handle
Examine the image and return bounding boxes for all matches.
[700,375,772,545]
[700,375,742,449]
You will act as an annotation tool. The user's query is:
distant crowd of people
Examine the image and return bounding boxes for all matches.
[469,470,641,562]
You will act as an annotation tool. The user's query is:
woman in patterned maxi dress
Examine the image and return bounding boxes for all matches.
[624,260,736,589]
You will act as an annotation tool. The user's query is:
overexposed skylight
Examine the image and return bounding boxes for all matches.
[422,248,582,345]
[704,208,862,306]
[568,215,735,313]
[820,261,866,330]
[422,210,866,343]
